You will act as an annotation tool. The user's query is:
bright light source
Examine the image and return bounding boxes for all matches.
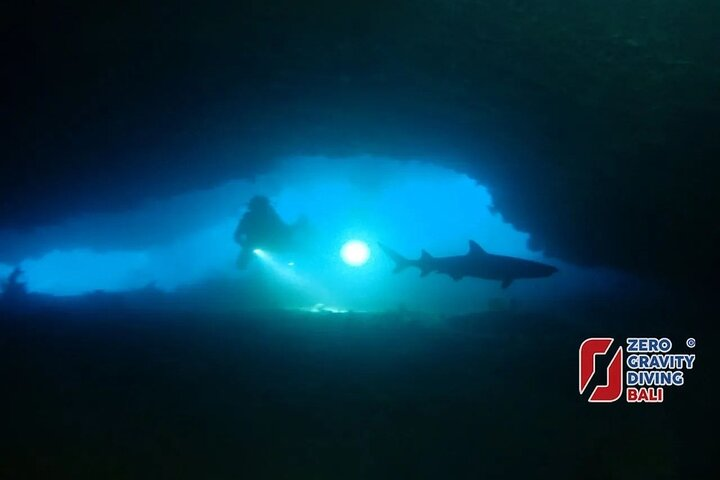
[252,248,270,261]
[340,240,370,267]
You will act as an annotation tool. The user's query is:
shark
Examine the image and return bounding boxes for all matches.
[378,240,558,288]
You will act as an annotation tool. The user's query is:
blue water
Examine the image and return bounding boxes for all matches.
[1,157,635,313]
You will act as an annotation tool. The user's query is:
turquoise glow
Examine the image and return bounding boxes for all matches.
[0,157,622,312]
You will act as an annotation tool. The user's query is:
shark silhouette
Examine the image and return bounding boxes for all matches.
[378,240,558,288]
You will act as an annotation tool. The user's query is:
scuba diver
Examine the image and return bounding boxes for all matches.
[234,195,310,268]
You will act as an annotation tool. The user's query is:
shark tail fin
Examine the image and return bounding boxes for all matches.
[378,242,412,273]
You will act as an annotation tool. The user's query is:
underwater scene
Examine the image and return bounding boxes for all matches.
[2,1,718,478]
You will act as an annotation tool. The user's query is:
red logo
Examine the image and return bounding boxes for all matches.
[579,338,623,403]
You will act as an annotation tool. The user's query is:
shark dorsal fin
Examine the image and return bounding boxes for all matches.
[468,240,486,255]
[420,249,433,260]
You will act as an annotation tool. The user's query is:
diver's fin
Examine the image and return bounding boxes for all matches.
[501,278,513,289]
[468,240,486,255]
[378,242,412,273]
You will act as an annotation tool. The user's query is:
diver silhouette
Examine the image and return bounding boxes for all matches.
[234,195,309,268]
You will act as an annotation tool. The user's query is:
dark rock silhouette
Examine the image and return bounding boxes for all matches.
[1,267,27,303]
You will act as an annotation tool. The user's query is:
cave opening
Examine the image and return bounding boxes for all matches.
[0,156,632,313]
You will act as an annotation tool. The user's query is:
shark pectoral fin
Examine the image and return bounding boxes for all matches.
[451,274,463,281]
[420,268,432,277]
[501,278,513,289]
